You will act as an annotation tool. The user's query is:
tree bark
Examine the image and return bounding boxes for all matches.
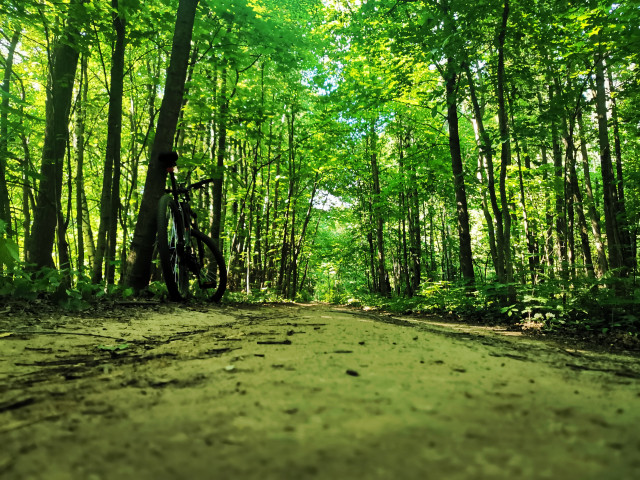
[106,0,127,284]
[211,64,228,249]
[496,0,513,300]
[566,130,595,278]
[594,46,628,273]
[125,0,200,291]
[577,106,607,276]
[445,60,474,285]
[466,64,503,282]
[25,2,82,269]
[0,30,21,245]
[549,81,568,279]
[536,92,555,275]
[94,0,127,284]
[74,55,88,274]
[369,124,389,296]
[606,63,634,270]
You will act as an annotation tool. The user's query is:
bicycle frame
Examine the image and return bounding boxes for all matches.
[157,151,225,301]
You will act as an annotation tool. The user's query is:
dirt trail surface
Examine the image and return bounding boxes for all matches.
[1,303,639,479]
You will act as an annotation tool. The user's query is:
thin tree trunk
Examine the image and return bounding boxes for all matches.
[21,134,33,249]
[496,0,513,300]
[606,63,634,270]
[507,85,538,285]
[578,106,607,276]
[594,45,627,273]
[81,189,95,270]
[562,115,581,278]
[369,124,389,296]
[0,30,21,247]
[407,156,421,292]
[466,64,501,281]
[568,138,595,278]
[291,175,318,299]
[93,0,127,284]
[549,81,568,279]
[537,92,555,276]
[211,65,228,248]
[606,67,624,205]
[74,55,88,274]
[106,1,126,284]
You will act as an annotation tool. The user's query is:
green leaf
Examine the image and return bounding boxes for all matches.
[0,236,20,267]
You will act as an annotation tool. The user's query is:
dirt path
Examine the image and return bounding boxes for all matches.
[1,303,639,479]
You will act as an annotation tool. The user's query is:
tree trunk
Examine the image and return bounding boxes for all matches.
[81,189,96,270]
[407,160,421,292]
[561,113,579,278]
[496,0,513,300]
[594,46,628,273]
[398,130,421,295]
[106,0,127,284]
[606,62,634,270]
[369,124,389,296]
[549,81,568,279]
[94,0,127,284]
[567,129,595,278]
[125,0,200,291]
[466,64,502,281]
[0,30,20,247]
[20,133,33,251]
[74,55,88,274]
[445,60,474,285]
[577,106,607,276]
[25,2,82,269]
[606,67,624,205]
[211,65,228,249]
[537,92,555,276]
[290,175,318,299]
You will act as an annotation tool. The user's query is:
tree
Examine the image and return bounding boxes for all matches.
[93,0,128,285]
[0,30,21,246]
[444,59,475,286]
[25,0,84,270]
[125,0,200,291]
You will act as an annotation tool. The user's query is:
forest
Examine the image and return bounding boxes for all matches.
[1,0,639,335]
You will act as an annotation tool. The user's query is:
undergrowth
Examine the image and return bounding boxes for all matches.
[320,278,640,336]
[1,258,638,339]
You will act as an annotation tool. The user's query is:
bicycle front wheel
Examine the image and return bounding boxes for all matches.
[157,194,189,301]
[191,229,227,302]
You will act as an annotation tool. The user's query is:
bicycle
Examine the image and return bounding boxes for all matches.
[156,151,227,302]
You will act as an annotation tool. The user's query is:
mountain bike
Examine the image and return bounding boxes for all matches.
[156,152,227,302]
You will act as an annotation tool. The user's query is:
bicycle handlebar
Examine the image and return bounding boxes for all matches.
[188,178,215,190]
[160,151,215,193]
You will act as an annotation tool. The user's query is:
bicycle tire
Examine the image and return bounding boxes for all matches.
[157,194,189,301]
[190,229,227,302]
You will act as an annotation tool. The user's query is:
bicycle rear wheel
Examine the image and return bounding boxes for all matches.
[157,194,189,301]
[191,229,227,302]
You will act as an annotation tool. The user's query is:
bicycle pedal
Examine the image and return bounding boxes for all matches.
[201,281,217,289]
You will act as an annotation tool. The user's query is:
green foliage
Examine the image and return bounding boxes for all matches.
[0,221,19,268]
[1,0,639,341]
[0,264,156,310]
[223,289,291,304]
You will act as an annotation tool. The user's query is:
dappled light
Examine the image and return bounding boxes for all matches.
[1,0,640,477]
